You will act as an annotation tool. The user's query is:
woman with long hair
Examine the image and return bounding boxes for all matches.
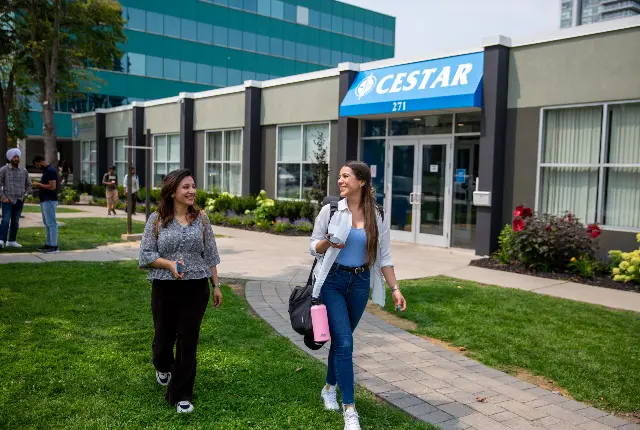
[310,161,407,430]
[139,169,222,414]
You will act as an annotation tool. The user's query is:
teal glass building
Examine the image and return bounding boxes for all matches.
[23,0,395,164]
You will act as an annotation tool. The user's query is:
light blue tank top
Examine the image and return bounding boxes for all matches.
[335,228,368,267]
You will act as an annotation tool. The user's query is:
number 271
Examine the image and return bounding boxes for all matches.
[392,102,407,112]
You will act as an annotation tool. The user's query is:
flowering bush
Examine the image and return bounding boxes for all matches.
[253,190,277,223]
[293,218,314,233]
[493,224,516,264]
[509,206,599,272]
[609,234,640,283]
[273,217,292,233]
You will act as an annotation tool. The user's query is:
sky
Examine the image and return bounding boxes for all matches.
[342,0,561,60]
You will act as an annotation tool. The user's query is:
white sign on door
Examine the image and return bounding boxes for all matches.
[430,164,439,173]
[370,165,377,178]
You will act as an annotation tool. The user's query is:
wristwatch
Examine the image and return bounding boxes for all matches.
[213,282,221,288]
[390,284,400,292]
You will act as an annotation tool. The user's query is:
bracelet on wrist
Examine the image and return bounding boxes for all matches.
[390,284,400,292]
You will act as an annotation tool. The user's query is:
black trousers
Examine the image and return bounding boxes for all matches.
[151,278,210,405]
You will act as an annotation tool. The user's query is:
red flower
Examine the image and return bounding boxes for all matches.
[587,223,601,239]
[567,213,573,221]
[513,206,523,217]
[513,218,524,232]
[545,225,551,232]
[522,207,533,218]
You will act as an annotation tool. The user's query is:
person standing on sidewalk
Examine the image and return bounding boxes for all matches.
[32,155,59,254]
[0,148,32,249]
[103,166,119,215]
[138,168,223,414]
[124,166,139,215]
[310,161,407,430]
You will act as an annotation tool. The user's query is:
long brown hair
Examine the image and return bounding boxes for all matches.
[156,169,199,228]
[344,161,380,266]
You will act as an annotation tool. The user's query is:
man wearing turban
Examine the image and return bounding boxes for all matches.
[0,148,32,248]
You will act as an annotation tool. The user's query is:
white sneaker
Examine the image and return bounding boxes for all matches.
[176,401,194,413]
[321,385,340,411]
[343,408,361,430]
[156,370,171,386]
[6,241,22,248]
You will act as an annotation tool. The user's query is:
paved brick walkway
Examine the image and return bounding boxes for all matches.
[246,281,638,430]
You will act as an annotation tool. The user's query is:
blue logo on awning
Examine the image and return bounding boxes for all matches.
[73,122,79,137]
[340,52,484,117]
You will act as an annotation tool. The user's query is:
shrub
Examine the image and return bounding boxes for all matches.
[293,218,314,234]
[493,224,516,264]
[196,189,213,208]
[61,188,79,205]
[274,200,317,222]
[91,185,106,197]
[511,207,599,272]
[255,221,270,231]
[254,190,277,223]
[567,255,597,279]
[208,211,226,225]
[609,234,640,283]
[273,217,292,233]
[241,214,255,227]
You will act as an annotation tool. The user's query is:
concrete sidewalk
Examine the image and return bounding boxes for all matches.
[0,222,638,313]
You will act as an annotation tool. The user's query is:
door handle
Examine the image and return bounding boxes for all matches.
[409,193,414,205]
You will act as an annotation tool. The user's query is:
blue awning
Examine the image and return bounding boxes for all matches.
[340,52,484,117]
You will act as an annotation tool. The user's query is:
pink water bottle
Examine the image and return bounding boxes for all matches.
[311,301,331,343]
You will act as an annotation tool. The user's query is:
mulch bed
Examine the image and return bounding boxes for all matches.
[470,258,640,294]
[211,222,312,237]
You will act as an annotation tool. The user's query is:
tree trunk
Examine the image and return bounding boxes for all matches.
[42,101,57,167]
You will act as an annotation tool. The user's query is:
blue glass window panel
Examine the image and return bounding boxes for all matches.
[228,69,242,85]
[214,0,228,5]
[283,3,297,21]
[283,40,295,59]
[364,24,374,41]
[164,15,180,38]
[296,43,307,62]
[242,70,256,81]
[270,37,283,56]
[128,53,145,75]
[320,12,331,30]
[342,18,353,36]
[352,54,362,63]
[331,50,341,65]
[256,73,269,81]
[308,45,319,64]
[146,55,163,78]
[197,64,212,84]
[271,0,284,19]
[320,48,331,66]
[121,6,128,22]
[164,58,180,80]
[244,0,258,12]
[213,26,228,46]
[181,19,197,40]
[383,28,393,45]
[181,61,197,82]
[213,66,227,86]
[309,10,320,27]
[332,15,342,33]
[120,53,128,73]
[353,20,363,38]
[198,22,213,44]
[229,29,243,49]
[229,0,243,8]
[127,8,145,31]
[374,26,384,43]
[243,32,256,51]
[257,0,270,16]
[342,52,351,62]
[257,34,270,54]
[146,11,163,34]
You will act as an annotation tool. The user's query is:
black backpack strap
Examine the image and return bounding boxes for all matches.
[306,200,340,286]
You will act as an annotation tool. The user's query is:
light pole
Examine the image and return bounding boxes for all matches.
[124,128,153,235]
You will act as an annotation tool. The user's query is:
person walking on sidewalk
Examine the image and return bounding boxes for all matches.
[103,166,119,215]
[138,168,223,414]
[124,166,140,215]
[32,155,59,254]
[0,148,32,249]
[310,161,407,430]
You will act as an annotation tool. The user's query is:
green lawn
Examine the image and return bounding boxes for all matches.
[7,218,144,253]
[21,205,83,214]
[0,262,434,430]
[384,277,640,413]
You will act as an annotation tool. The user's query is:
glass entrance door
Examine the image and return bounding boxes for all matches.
[387,138,452,246]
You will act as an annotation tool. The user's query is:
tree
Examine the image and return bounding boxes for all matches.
[305,131,330,203]
[14,0,125,166]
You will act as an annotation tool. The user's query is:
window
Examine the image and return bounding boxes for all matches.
[538,102,640,230]
[146,11,163,34]
[283,41,295,59]
[128,53,146,76]
[197,63,212,84]
[214,26,228,46]
[213,66,228,86]
[332,15,342,33]
[146,55,163,78]
[455,112,481,134]
[205,129,243,195]
[383,28,393,45]
[229,29,243,49]
[181,19,197,41]
[244,0,257,12]
[309,9,321,27]
[164,58,180,80]
[271,0,284,19]
[114,138,129,180]
[181,61,197,82]
[283,2,297,21]
[308,45,320,64]
[257,0,270,16]
[164,15,181,38]
[391,115,453,136]
[297,6,309,25]
[320,48,331,66]
[364,24,374,41]
[257,34,270,54]
[353,20,364,38]
[154,134,181,187]
[81,140,98,185]
[229,0,242,8]
[128,8,146,31]
[296,43,307,62]
[242,70,255,81]
[243,31,256,51]
[228,68,242,85]
[276,123,330,199]
[198,22,213,43]
[320,12,331,30]
[331,50,341,65]
[343,18,354,36]
[270,37,283,56]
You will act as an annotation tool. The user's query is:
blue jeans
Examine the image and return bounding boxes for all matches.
[320,264,371,406]
[40,201,58,247]
[0,200,24,242]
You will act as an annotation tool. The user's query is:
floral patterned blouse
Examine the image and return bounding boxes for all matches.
[139,212,220,281]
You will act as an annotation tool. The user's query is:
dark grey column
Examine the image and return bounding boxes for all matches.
[180,96,195,173]
[132,105,146,188]
[243,83,262,196]
[95,112,108,182]
[334,66,359,196]
[476,39,511,256]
